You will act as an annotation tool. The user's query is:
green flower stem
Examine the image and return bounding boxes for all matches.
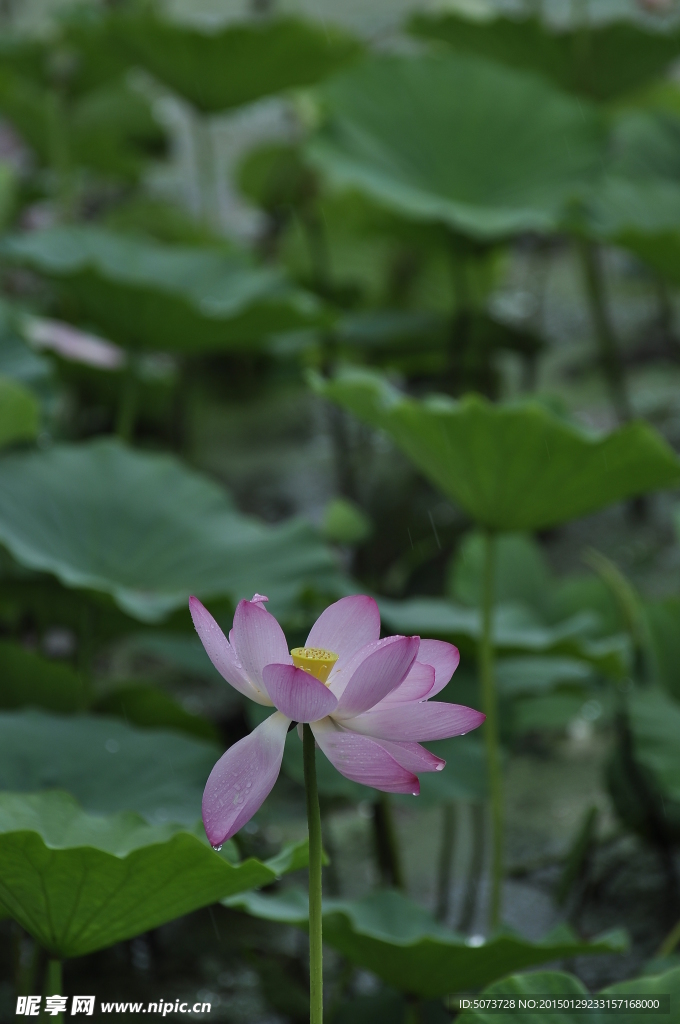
[303,723,324,1024]
[44,959,63,1022]
[481,530,503,931]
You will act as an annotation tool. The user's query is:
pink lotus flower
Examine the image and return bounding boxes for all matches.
[190,593,485,847]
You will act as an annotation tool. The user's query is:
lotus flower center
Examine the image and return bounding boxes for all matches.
[291,647,338,684]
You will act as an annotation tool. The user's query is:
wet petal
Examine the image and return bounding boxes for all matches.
[333,635,420,719]
[262,663,338,722]
[373,738,446,774]
[311,717,419,795]
[231,598,291,690]
[416,639,460,697]
[306,595,381,662]
[371,661,435,709]
[202,711,289,846]
[189,596,270,705]
[346,701,486,741]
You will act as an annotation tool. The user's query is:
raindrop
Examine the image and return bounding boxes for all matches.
[212,844,223,852]
[435,764,444,771]
[466,934,485,948]
[412,791,418,796]
[105,738,120,753]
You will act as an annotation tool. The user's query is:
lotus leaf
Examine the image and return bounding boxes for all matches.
[226,888,626,998]
[93,683,219,742]
[378,597,626,678]
[0,790,309,958]
[115,12,361,113]
[0,227,328,352]
[629,687,680,803]
[0,375,39,448]
[644,596,680,701]
[0,641,87,712]
[314,370,680,531]
[457,966,680,1023]
[409,11,680,101]
[0,70,165,182]
[307,54,603,240]
[0,438,342,621]
[0,710,218,825]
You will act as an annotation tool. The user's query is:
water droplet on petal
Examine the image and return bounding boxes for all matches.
[212,844,223,852]
[412,791,418,796]
[435,764,444,771]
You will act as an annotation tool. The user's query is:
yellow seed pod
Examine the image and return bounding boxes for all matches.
[290,647,339,684]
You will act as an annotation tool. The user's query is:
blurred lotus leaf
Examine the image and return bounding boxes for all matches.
[644,595,680,701]
[584,108,680,239]
[0,640,87,712]
[307,54,603,240]
[496,656,594,698]
[629,687,680,804]
[0,375,39,449]
[0,709,219,825]
[93,683,219,742]
[0,438,342,621]
[0,69,166,182]
[607,687,680,843]
[321,497,372,545]
[457,966,680,1023]
[1,227,330,352]
[238,143,318,214]
[449,531,550,610]
[0,790,309,958]
[115,12,362,114]
[408,11,680,102]
[399,735,488,806]
[379,597,627,678]
[226,887,626,998]
[314,369,680,530]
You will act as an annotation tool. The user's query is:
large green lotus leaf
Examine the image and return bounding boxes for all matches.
[408,12,680,102]
[629,688,680,804]
[0,790,308,958]
[0,227,328,352]
[307,54,603,240]
[644,597,680,701]
[378,597,627,678]
[314,370,680,531]
[0,438,342,621]
[0,710,218,825]
[0,375,38,448]
[457,966,680,1023]
[115,12,361,114]
[0,641,87,712]
[226,888,626,998]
